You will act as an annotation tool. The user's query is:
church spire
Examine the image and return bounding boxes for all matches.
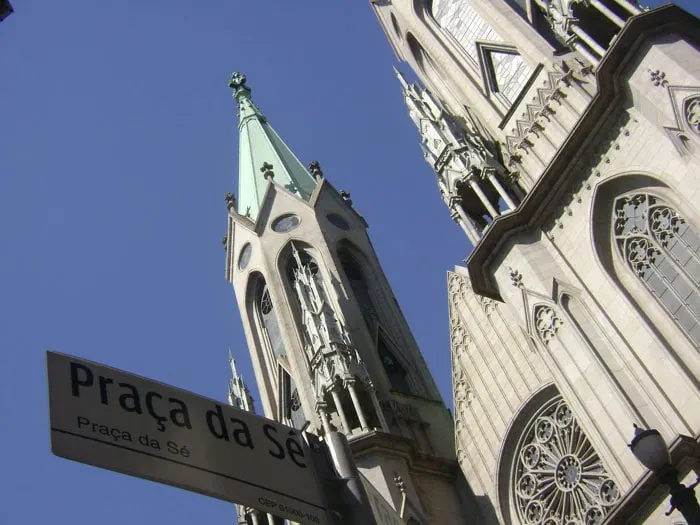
[228,72,318,222]
[227,348,254,413]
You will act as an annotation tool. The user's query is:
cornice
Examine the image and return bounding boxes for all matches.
[465,5,700,300]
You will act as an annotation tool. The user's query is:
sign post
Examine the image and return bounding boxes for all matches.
[47,351,331,525]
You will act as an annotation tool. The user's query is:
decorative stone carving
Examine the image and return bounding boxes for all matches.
[339,190,353,206]
[453,369,473,408]
[649,69,669,88]
[260,162,274,180]
[686,95,700,135]
[509,267,524,288]
[544,112,635,240]
[511,396,620,524]
[221,234,228,249]
[393,473,406,494]
[533,305,562,345]
[224,192,237,210]
[477,294,496,315]
[661,86,700,158]
[309,160,323,179]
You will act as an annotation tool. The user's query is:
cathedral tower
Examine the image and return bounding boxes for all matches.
[370,1,700,524]
[223,72,474,524]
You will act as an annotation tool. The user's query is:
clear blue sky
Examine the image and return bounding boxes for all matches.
[1,1,695,524]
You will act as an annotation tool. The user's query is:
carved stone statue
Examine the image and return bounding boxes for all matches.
[224,192,237,210]
[221,234,228,248]
[228,71,247,89]
[309,160,323,180]
[339,190,353,206]
[260,162,275,180]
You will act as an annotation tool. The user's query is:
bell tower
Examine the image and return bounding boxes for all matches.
[223,72,475,523]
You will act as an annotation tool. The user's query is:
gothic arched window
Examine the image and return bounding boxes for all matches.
[258,284,287,359]
[378,334,412,394]
[281,367,306,430]
[508,394,620,524]
[613,192,700,346]
[339,250,376,319]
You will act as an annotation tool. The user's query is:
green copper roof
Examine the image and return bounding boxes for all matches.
[228,72,317,222]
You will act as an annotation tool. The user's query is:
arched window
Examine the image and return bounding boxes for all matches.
[339,247,416,395]
[500,387,620,524]
[378,334,412,394]
[280,367,306,430]
[258,284,287,359]
[339,249,375,319]
[612,192,700,346]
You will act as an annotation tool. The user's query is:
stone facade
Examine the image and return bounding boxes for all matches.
[371,0,700,523]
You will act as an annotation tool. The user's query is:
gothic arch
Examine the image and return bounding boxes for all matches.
[276,240,337,358]
[244,272,285,412]
[336,240,425,396]
[497,384,621,525]
[411,0,431,22]
[276,240,326,315]
[557,288,650,427]
[591,173,700,349]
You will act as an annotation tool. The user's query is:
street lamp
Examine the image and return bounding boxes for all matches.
[629,424,700,524]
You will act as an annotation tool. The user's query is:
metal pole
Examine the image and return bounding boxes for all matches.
[658,468,700,525]
[325,431,377,525]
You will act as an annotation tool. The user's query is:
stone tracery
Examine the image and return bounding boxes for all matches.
[613,192,700,345]
[511,396,620,524]
[534,305,563,345]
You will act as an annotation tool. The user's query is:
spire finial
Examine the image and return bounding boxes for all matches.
[228,71,251,99]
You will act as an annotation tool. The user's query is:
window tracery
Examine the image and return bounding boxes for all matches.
[534,305,563,345]
[258,284,286,359]
[684,95,700,136]
[511,396,620,524]
[613,192,700,345]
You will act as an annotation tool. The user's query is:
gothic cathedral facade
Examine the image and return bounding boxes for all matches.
[223,73,475,524]
[370,1,700,524]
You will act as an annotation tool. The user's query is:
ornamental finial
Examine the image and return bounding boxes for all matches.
[228,72,250,97]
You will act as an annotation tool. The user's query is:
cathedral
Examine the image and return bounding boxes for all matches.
[369,0,700,524]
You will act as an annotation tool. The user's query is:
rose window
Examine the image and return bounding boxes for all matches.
[512,397,620,524]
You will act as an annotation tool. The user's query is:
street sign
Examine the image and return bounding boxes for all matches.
[46,351,330,525]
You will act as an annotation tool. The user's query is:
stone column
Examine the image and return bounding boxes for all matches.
[571,24,606,57]
[331,389,352,434]
[318,406,332,434]
[468,178,499,219]
[451,209,480,245]
[590,0,625,27]
[368,382,390,432]
[572,40,600,67]
[612,0,641,15]
[486,171,517,210]
[347,381,370,431]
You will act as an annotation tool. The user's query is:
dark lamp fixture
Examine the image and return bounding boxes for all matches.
[629,424,671,473]
[629,424,700,524]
